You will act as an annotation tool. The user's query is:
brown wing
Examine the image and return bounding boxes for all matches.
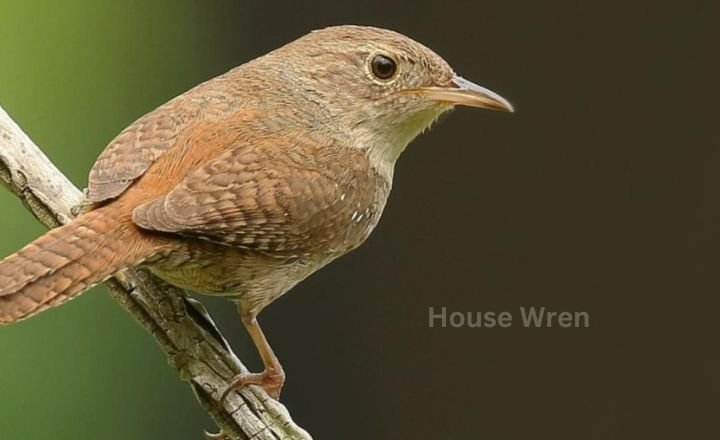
[87,75,239,203]
[131,136,372,255]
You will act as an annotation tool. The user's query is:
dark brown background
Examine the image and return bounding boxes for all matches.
[1,1,718,439]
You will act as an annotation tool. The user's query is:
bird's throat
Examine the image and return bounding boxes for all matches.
[363,105,450,181]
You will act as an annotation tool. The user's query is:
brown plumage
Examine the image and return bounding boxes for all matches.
[0,25,512,400]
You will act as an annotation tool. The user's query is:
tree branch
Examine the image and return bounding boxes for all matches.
[0,103,312,440]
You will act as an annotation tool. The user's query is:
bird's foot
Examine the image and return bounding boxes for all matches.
[208,368,285,439]
[220,366,285,404]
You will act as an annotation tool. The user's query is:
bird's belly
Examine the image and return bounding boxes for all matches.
[146,242,337,313]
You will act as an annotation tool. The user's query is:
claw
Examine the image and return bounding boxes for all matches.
[204,430,227,440]
[220,367,285,404]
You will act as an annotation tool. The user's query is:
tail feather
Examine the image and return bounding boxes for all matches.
[0,208,154,324]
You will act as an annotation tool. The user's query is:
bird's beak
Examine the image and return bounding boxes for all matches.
[409,75,514,112]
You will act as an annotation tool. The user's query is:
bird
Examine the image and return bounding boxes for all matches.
[0,25,512,400]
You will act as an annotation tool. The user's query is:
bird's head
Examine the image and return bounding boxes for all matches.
[260,25,513,171]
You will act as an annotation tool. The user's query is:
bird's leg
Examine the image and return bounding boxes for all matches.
[220,309,285,404]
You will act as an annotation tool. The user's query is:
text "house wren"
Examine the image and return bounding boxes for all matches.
[0,25,512,400]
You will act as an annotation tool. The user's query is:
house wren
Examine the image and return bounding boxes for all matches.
[0,25,512,400]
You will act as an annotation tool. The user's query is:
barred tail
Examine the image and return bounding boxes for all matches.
[0,208,153,324]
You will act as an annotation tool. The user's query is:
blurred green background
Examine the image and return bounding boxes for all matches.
[0,1,250,438]
[1,1,718,439]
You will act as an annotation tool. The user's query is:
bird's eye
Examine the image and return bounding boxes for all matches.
[370,54,397,80]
